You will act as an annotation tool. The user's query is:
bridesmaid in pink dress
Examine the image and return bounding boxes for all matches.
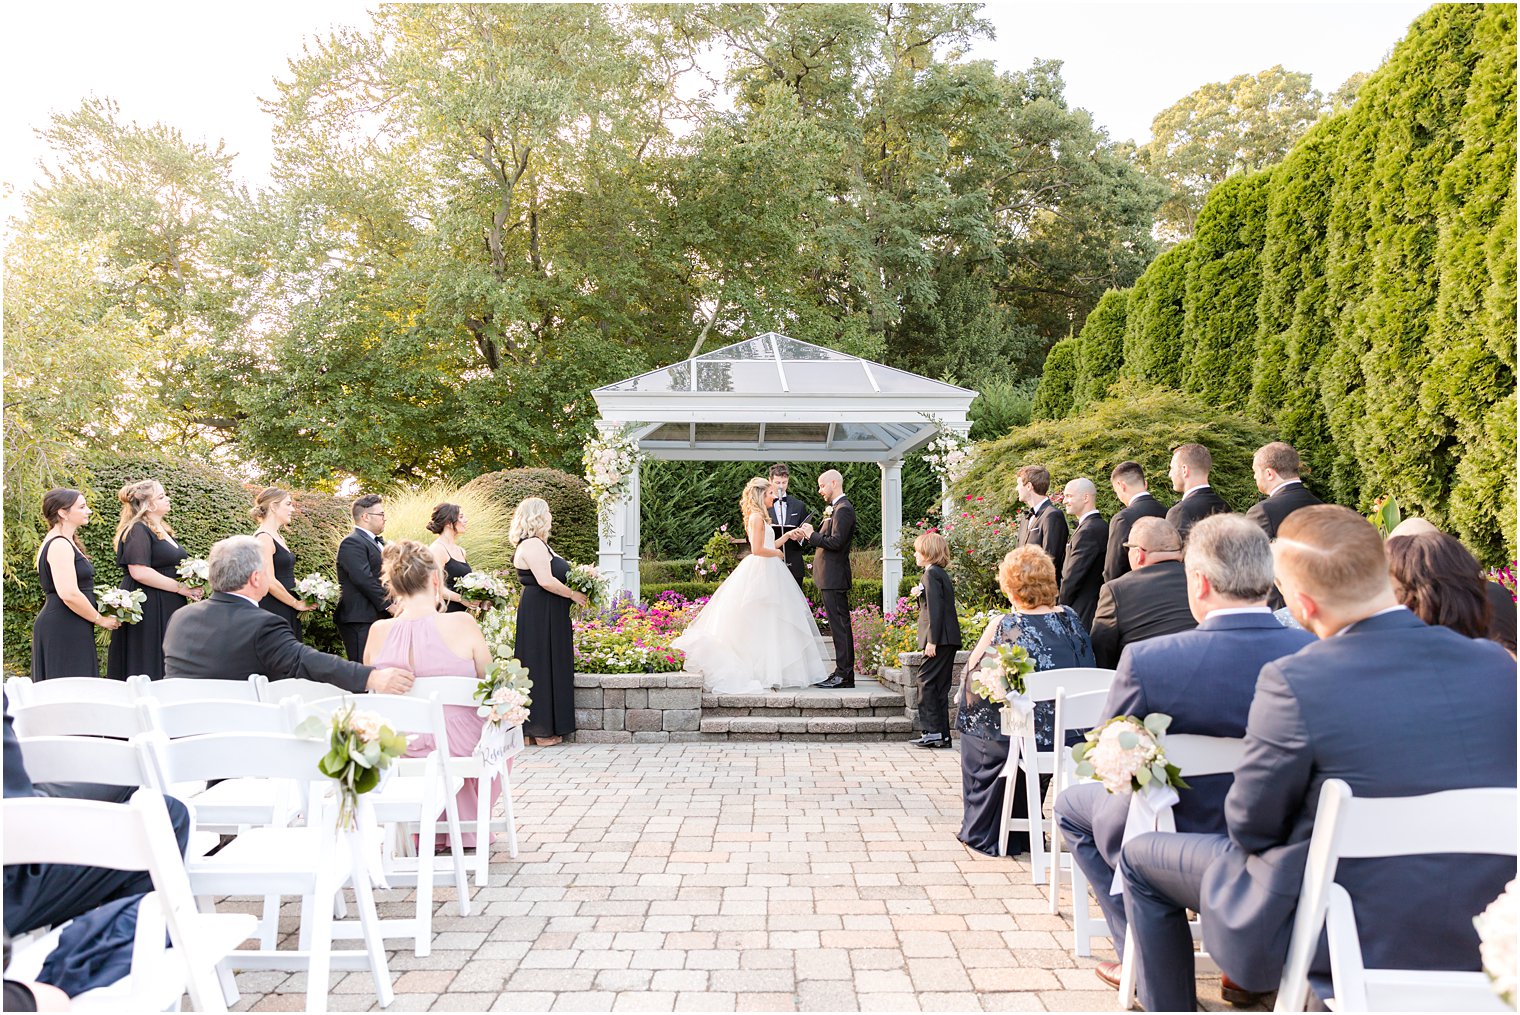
[364,539,498,845]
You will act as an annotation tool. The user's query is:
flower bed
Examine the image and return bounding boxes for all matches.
[571,591,697,674]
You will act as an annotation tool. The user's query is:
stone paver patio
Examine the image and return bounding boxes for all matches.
[232,742,1253,1012]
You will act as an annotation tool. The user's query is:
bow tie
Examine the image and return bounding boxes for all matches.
[374,535,385,547]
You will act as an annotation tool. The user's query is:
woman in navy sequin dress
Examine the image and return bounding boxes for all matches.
[957,545,1095,858]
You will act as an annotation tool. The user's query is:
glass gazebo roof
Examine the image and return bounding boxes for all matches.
[591,333,975,463]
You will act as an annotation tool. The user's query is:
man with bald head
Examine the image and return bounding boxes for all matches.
[1057,477,1107,630]
[1088,516,1198,668]
[801,470,857,687]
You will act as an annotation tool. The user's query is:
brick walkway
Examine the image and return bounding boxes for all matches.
[233,743,1253,1011]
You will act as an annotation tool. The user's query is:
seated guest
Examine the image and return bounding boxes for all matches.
[1389,516,1515,655]
[365,540,497,844]
[1053,515,1313,990]
[1119,506,1517,1012]
[1104,461,1167,583]
[958,546,1094,858]
[163,536,413,694]
[1089,517,1197,668]
[1057,478,1107,631]
[1165,443,1230,542]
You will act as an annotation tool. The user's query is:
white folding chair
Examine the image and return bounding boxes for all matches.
[406,675,523,887]
[306,692,473,956]
[140,731,395,1013]
[10,676,138,707]
[2,791,256,1013]
[997,667,1116,883]
[1275,779,1517,1013]
[11,699,148,739]
[4,676,33,705]
[254,675,349,705]
[1115,734,1247,1008]
[1044,687,1113,952]
[132,674,262,704]
[16,734,157,789]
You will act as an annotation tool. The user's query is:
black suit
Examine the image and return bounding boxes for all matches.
[1058,511,1108,630]
[768,494,811,588]
[1165,485,1231,542]
[336,529,391,661]
[1486,580,1516,655]
[1017,499,1069,586]
[914,564,961,738]
[164,591,372,692]
[1088,558,1198,669]
[1103,491,1168,583]
[808,497,856,680]
[1246,481,1323,608]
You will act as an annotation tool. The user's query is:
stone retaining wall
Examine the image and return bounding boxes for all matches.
[878,650,972,732]
[571,672,706,743]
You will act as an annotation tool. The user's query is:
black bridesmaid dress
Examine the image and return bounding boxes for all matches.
[105,522,189,681]
[32,536,100,679]
[258,533,302,639]
[513,538,575,739]
[442,555,472,614]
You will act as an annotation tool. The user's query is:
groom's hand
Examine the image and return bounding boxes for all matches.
[799,523,814,538]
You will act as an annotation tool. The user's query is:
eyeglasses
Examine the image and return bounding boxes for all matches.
[366,511,386,518]
[1123,542,1179,554]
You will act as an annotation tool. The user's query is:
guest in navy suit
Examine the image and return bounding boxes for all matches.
[1119,507,1517,1012]
[1053,514,1313,989]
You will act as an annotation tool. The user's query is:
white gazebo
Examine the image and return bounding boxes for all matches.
[589,332,976,612]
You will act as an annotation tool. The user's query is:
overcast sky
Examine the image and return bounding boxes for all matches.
[1,1,1429,207]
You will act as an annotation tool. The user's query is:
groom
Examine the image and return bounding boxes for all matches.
[802,469,856,688]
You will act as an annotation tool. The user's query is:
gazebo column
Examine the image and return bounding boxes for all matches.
[595,429,642,603]
[879,458,903,614]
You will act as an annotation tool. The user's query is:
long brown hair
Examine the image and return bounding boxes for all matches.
[38,488,90,564]
[1386,532,1491,640]
[113,479,173,550]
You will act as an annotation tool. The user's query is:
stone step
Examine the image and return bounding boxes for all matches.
[701,687,905,713]
[699,714,917,740]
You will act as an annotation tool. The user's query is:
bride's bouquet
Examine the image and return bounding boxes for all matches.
[455,570,512,610]
[176,557,210,592]
[98,587,148,625]
[295,572,340,613]
[565,563,611,612]
[1071,714,1189,796]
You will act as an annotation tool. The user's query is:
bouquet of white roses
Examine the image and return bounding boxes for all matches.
[970,642,1035,702]
[474,656,533,728]
[455,570,511,609]
[295,701,408,830]
[98,587,148,625]
[176,557,210,592]
[295,572,340,613]
[565,563,611,612]
[1475,878,1517,1008]
[1071,714,1189,796]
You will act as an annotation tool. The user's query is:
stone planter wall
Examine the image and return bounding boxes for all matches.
[571,672,706,743]
[878,650,971,732]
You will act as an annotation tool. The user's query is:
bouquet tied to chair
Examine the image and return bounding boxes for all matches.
[296,701,408,831]
[970,643,1035,736]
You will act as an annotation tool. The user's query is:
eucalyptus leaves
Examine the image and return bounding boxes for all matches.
[1072,714,1190,796]
[295,701,408,830]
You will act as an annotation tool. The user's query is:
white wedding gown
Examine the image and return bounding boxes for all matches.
[672,522,828,693]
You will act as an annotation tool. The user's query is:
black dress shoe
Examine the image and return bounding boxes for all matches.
[813,676,837,688]
[1220,975,1270,1007]
[914,734,950,749]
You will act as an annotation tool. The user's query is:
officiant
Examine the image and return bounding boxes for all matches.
[767,464,810,589]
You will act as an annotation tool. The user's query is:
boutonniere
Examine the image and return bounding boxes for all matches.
[823,505,835,522]
[910,583,924,599]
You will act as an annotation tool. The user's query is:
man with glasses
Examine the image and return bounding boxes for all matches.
[1088,516,1197,668]
[336,494,397,660]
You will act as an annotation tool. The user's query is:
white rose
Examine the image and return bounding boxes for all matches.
[349,711,385,744]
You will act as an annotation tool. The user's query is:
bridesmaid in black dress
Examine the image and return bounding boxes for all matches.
[427,503,475,613]
[252,487,312,638]
[105,479,202,680]
[32,489,120,679]
[510,497,587,746]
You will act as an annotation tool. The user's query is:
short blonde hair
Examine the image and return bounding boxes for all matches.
[998,546,1058,609]
[510,497,552,544]
[914,531,950,567]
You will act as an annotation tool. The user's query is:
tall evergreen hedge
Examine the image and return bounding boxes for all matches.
[1073,290,1129,409]
[1030,336,1082,421]
[1023,4,1517,562]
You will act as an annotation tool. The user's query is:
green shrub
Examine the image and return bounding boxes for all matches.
[640,559,697,583]
[968,377,1040,441]
[1074,289,1129,409]
[694,526,739,582]
[640,580,720,602]
[460,468,597,566]
[898,499,1021,611]
[956,383,1274,522]
[1122,242,1193,388]
[1031,336,1081,421]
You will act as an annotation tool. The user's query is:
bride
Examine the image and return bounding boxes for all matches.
[673,477,829,693]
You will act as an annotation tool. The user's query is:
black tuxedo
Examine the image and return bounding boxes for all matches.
[1165,485,1231,542]
[1016,499,1069,585]
[914,564,961,738]
[1244,480,1322,539]
[768,494,810,587]
[164,591,371,692]
[1058,511,1108,630]
[336,528,391,661]
[808,496,856,680]
[1088,558,1198,669]
[1102,491,1168,583]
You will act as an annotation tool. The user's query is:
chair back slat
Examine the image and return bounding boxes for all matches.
[1053,688,1110,737]
[255,675,348,704]
[13,676,138,707]
[1334,786,1518,858]
[1163,735,1247,778]
[12,700,147,739]
[3,792,162,871]
[134,675,261,704]
[140,697,301,739]
[140,731,328,786]
[1022,667,1116,703]
[17,735,154,787]
[405,675,479,708]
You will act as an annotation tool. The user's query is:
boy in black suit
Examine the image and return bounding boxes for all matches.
[908,531,961,748]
